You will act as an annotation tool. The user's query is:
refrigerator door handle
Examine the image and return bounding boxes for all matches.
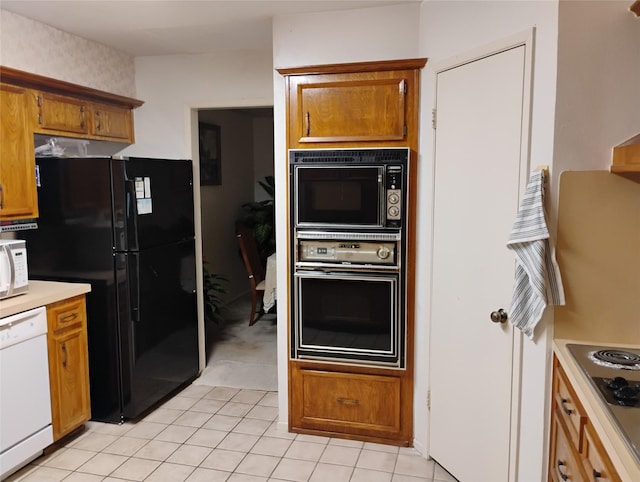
[124,179,140,251]
[128,252,141,323]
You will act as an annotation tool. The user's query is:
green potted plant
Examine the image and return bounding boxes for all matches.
[202,260,228,324]
[236,175,276,266]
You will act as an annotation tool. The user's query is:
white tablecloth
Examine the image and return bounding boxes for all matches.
[263,253,277,312]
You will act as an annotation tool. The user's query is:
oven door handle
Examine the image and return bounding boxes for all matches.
[294,269,399,280]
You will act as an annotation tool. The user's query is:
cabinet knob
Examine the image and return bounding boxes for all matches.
[560,398,573,415]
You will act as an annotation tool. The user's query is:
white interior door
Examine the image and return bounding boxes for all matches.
[429,45,528,481]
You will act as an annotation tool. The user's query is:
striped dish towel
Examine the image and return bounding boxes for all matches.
[507,169,565,339]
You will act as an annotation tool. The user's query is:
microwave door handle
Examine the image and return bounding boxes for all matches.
[0,245,14,297]
[3,244,15,297]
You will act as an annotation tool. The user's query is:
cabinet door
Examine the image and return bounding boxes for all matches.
[290,365,403,441]
[35,92,89,135]
[0,83,38,220]
[549,408,586,482]
[582,422,622,482]
[91,103,133,141]
[288,70,419,147]
[47,297,91,440]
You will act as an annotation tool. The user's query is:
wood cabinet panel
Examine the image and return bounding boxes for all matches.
[549,409,586,482]
[300,369,400,430]
[297,78,406,143]
[47,295,91,441]
[281,59,425,149]
[290,363,411,444]
[0,83,38,220]
[35,92,89,135]
[549,356,622,482]
[554,359,587,451]
[582,422,622,482]
[91,103,133,141]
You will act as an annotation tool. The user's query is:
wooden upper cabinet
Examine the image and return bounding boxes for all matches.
[1,66,142,145]
[0,83,38,221]
[297,76,407,143]
[279,58,426,149]
[35,91,89,135]
[91,103,133,141]
[611,133,640,182]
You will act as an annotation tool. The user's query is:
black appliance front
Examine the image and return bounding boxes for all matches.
[24,156,198,423]
[289,148,408,232]
[112,157,195,252]
[117,239,198,420]
[293,270,403,367]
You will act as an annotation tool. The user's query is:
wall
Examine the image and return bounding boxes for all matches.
[552,1,640,343]
[418,2,559,480]
[555,171,640,343]
[0,9,135,97]
[554,0,640,175]
[272,0,422,437]
[253,113,275,202]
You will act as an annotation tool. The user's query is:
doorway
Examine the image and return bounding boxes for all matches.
[195,107,278,392]
[428,38,532,481]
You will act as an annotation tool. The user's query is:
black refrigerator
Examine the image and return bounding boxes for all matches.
[24,156,199,423]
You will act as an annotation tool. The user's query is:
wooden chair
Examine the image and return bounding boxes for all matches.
[236,224,265,326]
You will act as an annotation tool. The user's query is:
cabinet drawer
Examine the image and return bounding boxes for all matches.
[294,368,401,436]
[47,296,86,333]
[551,410,585,482]
[554,361,587,451]
[582,422,621,482]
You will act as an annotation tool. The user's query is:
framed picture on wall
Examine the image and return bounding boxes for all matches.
[199,122,221,185]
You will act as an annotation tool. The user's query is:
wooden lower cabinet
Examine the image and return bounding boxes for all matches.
[46,295,91,441]
[549,356,621,482]
[289,362,412,445]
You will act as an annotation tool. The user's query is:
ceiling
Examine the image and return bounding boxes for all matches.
[1,0,419,56]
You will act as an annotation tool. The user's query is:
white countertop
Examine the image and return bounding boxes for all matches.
[554,339,640,481]
[0,280,91,318]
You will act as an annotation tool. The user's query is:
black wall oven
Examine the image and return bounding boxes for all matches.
[289,148,409,369]
[294,269,402,366]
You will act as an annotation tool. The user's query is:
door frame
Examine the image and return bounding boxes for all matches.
[427,28,535,482]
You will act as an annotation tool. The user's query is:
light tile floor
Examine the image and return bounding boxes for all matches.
[6,384,458,482]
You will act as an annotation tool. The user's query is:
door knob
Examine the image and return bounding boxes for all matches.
[490,308,508,324]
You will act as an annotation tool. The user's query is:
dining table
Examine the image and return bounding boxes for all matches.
[263,252,277,312]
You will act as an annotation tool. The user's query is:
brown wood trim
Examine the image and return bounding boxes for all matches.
[631,0,640,16]
[0,66,144,108]
[290,426,411,447]
[277,58,427,76]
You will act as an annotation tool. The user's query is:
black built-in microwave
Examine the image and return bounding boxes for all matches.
[289,148,409,231]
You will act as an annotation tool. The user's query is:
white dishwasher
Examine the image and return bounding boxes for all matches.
[0,306,53,480]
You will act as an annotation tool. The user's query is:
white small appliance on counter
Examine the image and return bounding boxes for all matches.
[0,240,29,300]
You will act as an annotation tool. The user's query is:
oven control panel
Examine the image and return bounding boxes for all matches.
[298,240,396,265]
